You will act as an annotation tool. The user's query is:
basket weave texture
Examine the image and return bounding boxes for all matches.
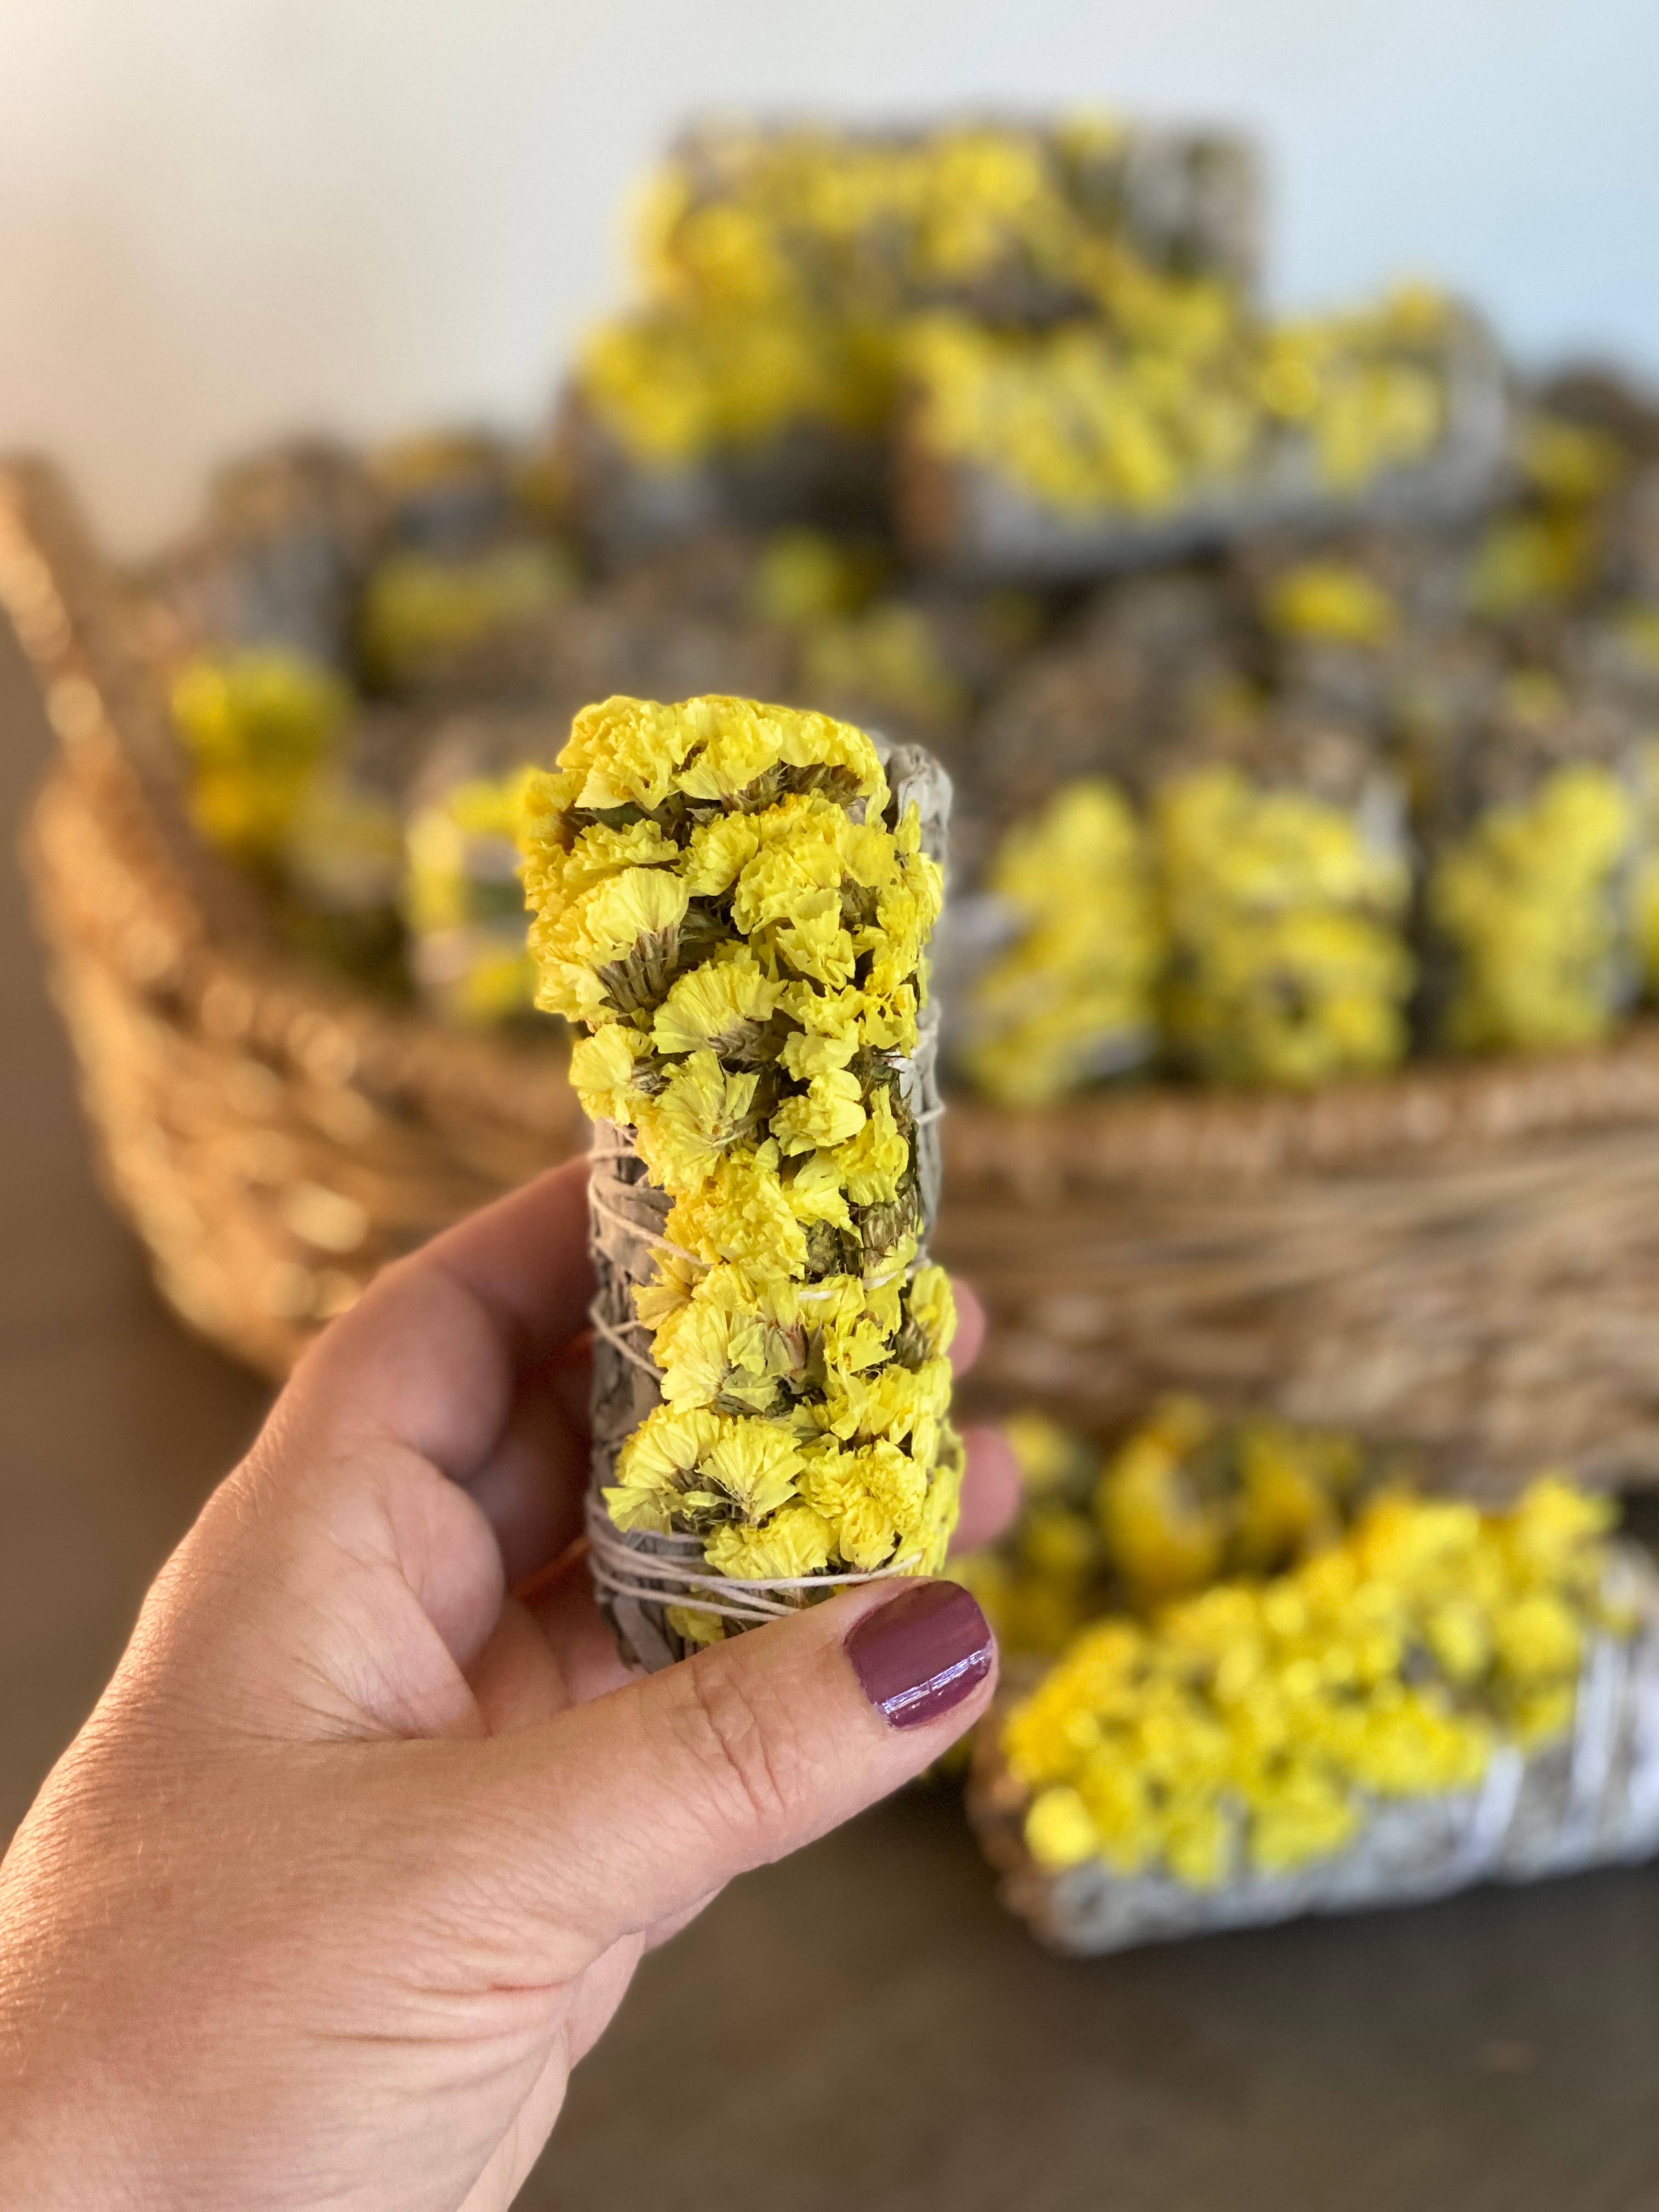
[3,462,585,1376]
[9,455,1659,1487]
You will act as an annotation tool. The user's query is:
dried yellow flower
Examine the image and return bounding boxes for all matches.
[524,694,958,1632]
[1002,1474,1616,1887]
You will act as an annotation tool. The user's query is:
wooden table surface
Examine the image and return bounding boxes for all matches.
[5,611,1659,2210]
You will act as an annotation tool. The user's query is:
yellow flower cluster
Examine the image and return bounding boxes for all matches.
[577,118,1254,479]
[1007,1477,1616,1888]
[577,305,896,468]
[1097,1396,1369,1605]
[521,695,962,1621]
[1254,286,1452,491]
[904,285,1454,518]
[1466,512,1599,622]
[952,1411,1105,1659]
[279,765,404,941]
[904,312,1249,518]
[572,123,1466,559]
[1519,412,1630,508]
[1633,740,1659,993]
[1261,561,1399,649]
[744,531,983,743]
[406,769,543,1026]
[961,676,1656,1097]
[1465,411,1628,621]
[747,529,889,629]
[358,541,572,687]
[795,603,969,737]
[634,116,1248,324]
[955,1398,1384,1660]
[962,781,1164,1106]
[1156,765,1415,1086]
[170,648,351,862]
[960,758,1415,1095]
[1431,760,1637,1054]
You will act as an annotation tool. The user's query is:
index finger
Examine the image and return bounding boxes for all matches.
[417,1154,596,1364]
[286,1157,595,1479]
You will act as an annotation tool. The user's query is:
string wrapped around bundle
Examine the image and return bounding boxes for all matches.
[968,1479,1659,1954]
[521,694,962,1671]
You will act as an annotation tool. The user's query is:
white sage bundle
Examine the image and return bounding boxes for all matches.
[967,1484,1659,1954]
[522,696,960,1671]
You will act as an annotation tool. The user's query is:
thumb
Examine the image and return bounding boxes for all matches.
[450,1579,995,1977]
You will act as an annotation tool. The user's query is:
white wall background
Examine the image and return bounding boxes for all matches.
[0,0,1654,552]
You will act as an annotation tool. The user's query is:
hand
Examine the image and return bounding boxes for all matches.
[0,1160,1015,2211]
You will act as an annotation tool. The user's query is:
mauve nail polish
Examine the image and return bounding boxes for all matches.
[845,1581,995,1730]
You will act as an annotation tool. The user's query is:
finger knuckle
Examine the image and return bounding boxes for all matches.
[681,1661,802,1839]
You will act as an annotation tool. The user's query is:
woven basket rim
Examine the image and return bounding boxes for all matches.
[10,448,1659,1191]
[0,455,589,1116]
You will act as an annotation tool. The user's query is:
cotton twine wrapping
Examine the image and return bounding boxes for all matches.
[583,739,952,1672]
[968,1540,1659,1955]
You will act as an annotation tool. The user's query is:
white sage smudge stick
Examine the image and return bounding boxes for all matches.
[900,299,1510,584]
[968,1541,1659,1956]
[562,726,953,1673]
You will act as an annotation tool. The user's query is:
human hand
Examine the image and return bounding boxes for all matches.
[0,1160,1015,2211]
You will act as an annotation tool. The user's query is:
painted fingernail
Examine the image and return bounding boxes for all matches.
[845,1580,995,1730]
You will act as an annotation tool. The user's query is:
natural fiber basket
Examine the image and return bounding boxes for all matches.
[10,454,1659,1489]
[1,460,585,1377]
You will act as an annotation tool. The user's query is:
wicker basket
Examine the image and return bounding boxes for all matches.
[2,460,586,1376]
[10,454,1659,1489]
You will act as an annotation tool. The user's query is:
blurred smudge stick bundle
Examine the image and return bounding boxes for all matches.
[954,1404,1659,1953]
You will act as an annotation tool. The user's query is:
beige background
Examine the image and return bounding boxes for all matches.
[0,0,1654,552]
